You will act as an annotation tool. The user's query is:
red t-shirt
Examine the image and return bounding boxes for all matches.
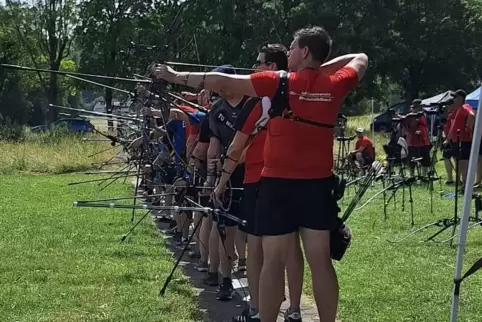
[250,67,359,179]
[234,98,269,184]
[449,104,474,142]
[403,113,430,147]
[355,136,374,159]
[444,110,456,136]
[179,105,208,140]
[177,105,196,138]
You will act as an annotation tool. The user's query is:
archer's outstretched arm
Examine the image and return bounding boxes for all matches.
[154,65,279,99]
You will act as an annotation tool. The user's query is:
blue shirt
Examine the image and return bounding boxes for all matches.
[187,111,207,127]
[166,120,186,164]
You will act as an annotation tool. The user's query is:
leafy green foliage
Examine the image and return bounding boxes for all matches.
[2,0,482,119]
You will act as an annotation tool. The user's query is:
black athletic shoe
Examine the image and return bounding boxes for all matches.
[173,231,182,241]
[232,308,260,321]
[216,279,234,301]
[284,308,302,322]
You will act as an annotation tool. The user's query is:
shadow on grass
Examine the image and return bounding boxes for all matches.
[110,249,152,260]
[151,220,246,322]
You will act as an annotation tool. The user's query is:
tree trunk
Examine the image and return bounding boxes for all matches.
[105,48,117,132]
[48,73,59,122]
[105,88,114,132]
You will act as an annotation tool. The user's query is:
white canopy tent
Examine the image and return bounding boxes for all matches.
[450,85,482,321]
[421,90,454,106]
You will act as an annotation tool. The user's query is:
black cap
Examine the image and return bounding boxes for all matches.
[211,64,236,75]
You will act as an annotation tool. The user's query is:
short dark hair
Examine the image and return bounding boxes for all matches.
[258,43,288,71]
[454,89,467,100]
[293,26,332,63]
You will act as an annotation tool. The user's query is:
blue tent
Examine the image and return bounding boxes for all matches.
[466,87,480,110]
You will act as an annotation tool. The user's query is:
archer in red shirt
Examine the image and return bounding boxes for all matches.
[400,99,432,176]
[348,128,374,169]
[249,66,359,179]
[445,89,475,184]
[154,26,368,322]
[212,45,309,322]
[442,106,457,183]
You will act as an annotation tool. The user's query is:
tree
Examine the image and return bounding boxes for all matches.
[76,0,164,130]
[5,0,77,121]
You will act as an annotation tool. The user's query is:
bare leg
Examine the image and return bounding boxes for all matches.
[199,212,212,263]
[355,152,364,167]
[208,222,220,274]
[476,156,482,184]
[259,233,296,322]
[300,228,338,322]
[459,160,469,185]
[219,226,237,278]
[444,158,454,182]
[286,232,304,310]
[235,230,247,269]
[247,235,262,311]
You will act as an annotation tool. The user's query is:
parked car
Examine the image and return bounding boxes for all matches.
[31,118,95,133]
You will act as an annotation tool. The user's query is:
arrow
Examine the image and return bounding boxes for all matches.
[0,64,151,83]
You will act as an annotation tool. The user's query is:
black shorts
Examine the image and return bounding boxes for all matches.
[199,195,210,207]
[254,176,338,236]
[238,182,260,236]
[451,141,472,160]
[362,153,374,166]
[479,140,482,156]
[161,164,180,185]
[212,165,244,227]
[408,145,431,167]
[442,143,454,159]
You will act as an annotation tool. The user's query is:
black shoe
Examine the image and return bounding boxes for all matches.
[173,231,182,242]
[202,272,219,286]
[216,279,234,301]
[284,308,302,322]
[232,308,260,321]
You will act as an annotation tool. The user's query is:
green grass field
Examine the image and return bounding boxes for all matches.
[1,122,481,322]
[0,174,201,322]
[0,132,122,175]
[304,180,482,321]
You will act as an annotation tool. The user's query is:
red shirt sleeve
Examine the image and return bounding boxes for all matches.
[450,106,470,137]
[249,71,279,98]
[444,112,453,136]
[241,104,262,135]
[355,139,361,150]
[330,67,359,97]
